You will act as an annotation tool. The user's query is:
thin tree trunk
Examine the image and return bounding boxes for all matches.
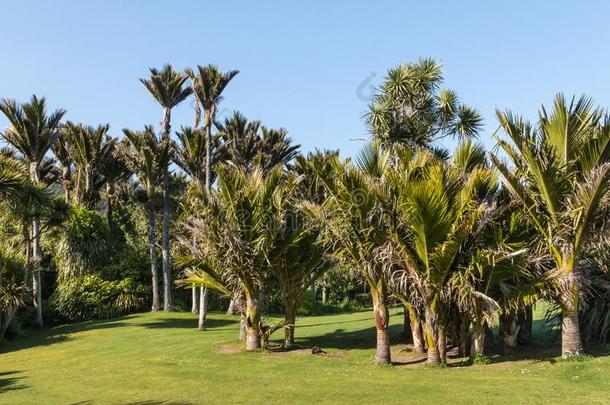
[29,162,43,327]
[245,291,261,350]
[405,303,425,353]
[161,167,172,311]
[284,300,297,347]
[517,305,533,345]
[198,287,208,330]
[437,322,447,365]
[371,285,391,364]
[0,308,16,343]
[147,207,160,312]
[239,312,247,342]
[321,282,327,304]
[204,112,213,194]
[458,318,471,358]
[191,284,198,314]
[106,183,114,229]
[424,304,440,364]
[499,312,520,353]
[226,298,236,315]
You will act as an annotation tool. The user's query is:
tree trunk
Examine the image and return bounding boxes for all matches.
[437,322,447,365]
[0,308,16,343]
[517,305,533,345]
[239,312,247,342]
[424,304,440,364]
[62,166,71,202]
[470,319,494,360]
[147,207,159,312]
[458,319,471,358]
[321,282,327,304]
[226,298,236,315]
[405,303,425,353]
[561,267,584,357]
[245,291,261,351]
[499,312,520,353]
[198,287,208,330]
[106,183,114,230]
[191,284,198,314]
[371,285,391,364]
[29,162,43,327]
[284,301,297,347]
[161,166,172,311]
[204,111,213,194]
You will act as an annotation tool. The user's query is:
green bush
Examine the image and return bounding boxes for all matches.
[55,206,110,280]
[51,274,148,321]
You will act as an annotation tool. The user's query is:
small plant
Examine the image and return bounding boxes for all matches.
[472,353,492,365]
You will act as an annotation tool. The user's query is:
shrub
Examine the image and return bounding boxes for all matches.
[55,206,110,281]
[51,274,148,321]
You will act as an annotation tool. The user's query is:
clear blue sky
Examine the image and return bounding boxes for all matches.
[1,0,610,158]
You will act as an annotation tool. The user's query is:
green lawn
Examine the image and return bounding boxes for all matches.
[1,308,610,404]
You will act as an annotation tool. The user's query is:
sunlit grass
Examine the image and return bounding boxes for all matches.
[1,308,609,404]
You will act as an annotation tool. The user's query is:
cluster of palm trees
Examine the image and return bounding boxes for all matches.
[2,58,610,367]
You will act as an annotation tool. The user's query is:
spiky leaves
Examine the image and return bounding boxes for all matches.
[365,58,482,150]
[492,94,610,357]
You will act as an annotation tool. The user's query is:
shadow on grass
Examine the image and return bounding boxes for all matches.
[0,371,27,394]
[0,316,140,354]
[118,401,195,405]
[287,322,404,350]
[138,317,236,330]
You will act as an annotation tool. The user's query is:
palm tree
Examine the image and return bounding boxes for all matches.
[181,166,294,349]
[173,126,208,314]
[0,95,65,326]
[63,122,115,206]
[387,142,499,364]
[0,244,27,342]
[492,94,610,357]
[97,145,132,229]
[269,207,330,346]
[51,128,73,202]
[306,146,393,364]
[189,64,239,192]
[366,58,482,151]
[118,126,171,312]
[140,64,192,312]
[189,65,238,324]
[215,112,300,174]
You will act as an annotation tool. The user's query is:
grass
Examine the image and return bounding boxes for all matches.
[1,307,610,404]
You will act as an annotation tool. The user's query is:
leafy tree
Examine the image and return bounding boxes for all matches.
[180,166,295,349]
[140,64,192,312]
[366,58,482,151]
[492,94,610,357]
[306,147,394,364]
[118,127,171,311]
[0,95,66,326]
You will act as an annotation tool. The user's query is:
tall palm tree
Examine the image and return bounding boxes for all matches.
[306,146,394,364]
[140,64,192,312]
[492,94,610,357]
[52,128,73,202]
[181,166,294,349]
[97,145,132,229]
[118,126,171,312]
[387,142,500,364]
[189,64,238,324]
[173,126,207,314]
[269,207,330,346]
[0,95,65,326]
[189,64,239,192]
[63,122,115,206]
